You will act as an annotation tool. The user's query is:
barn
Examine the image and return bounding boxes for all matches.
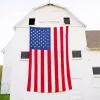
[1,3,100,100]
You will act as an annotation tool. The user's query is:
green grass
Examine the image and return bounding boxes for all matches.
[0,94,10,100]
[0,65,3,92]
[0,65,3,82]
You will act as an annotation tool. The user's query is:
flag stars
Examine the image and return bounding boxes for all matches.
[30,27,50,50]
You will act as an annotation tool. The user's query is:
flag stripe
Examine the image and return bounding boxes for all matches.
[41,50,44,92]
[60,27,66,91]
[47,50,52,92]
[44,51,48,92]
[66,26,72,89]
[54,27,59,92]
[51,28,55,92]
[31,51,34,91]
[34,50,38,92]
[57,27,62,91]
[27,49,32,91]
[63,26,69,91]
[38,51,41,92]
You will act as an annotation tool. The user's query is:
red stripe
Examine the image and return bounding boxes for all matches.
[34,50,38,92]
[54,27,59,92]
[47,50,52,92]
[27,49,32,91]
[41,50,44,92]
[66,26,72,89]
[60,27,66,91]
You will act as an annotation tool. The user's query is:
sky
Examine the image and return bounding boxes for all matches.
[0,0,100,64]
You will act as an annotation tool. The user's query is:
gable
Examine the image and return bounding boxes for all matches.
[14,3,86,29]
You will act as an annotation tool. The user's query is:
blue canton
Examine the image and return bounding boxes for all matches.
[30,27,51,50]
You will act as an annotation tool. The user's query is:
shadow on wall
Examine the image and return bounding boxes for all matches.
[0,65,3,92]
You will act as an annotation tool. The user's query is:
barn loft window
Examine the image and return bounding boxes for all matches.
[21,52,29,59]
[64,17,70,24]
[29,18,35,25]
[93,67,100,75]
[72,51,82,58]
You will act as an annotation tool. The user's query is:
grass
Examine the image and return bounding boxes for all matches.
[0,65,2,82]
[0,65,3,92]
[0,66,10,100]
[0,94,10,100]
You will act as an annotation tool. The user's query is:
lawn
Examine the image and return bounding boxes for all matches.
[0,94,10,100]
[0,65,2,82]
[0,65,3,92]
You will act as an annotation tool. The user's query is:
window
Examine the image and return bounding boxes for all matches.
[29,18,35,25]
[72,51,81,58]
[93,67,100,75]
[64,17,70,24]
[21,52,29,59]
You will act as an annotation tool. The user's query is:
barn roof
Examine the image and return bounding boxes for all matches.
[13,3,86,29]
[86,30,100,49]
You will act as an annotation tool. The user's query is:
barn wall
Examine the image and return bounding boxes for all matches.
[1,44,13,94]
[9,26,91,100]
[3,4,100,100]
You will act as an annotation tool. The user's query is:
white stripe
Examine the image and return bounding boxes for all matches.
[63,26,69,90]
[37,50,41,92]
[31,51,34,91]
[51,27,55,92]
[57,27,62,91]
[44,50,48,92]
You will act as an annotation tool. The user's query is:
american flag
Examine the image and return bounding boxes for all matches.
[27,26,72,93]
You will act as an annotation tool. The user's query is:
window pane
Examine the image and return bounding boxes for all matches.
[29,18,35,25]
[64,18,70,24]
[72,51,81,58]
[93,67,100,75]
[21,52,29,59]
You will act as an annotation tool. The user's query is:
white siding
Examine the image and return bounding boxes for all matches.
[3,4,100,100]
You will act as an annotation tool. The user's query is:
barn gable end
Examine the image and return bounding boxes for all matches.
[14,3,86,29]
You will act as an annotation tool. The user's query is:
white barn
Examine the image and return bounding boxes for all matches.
[1,3,100,100]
